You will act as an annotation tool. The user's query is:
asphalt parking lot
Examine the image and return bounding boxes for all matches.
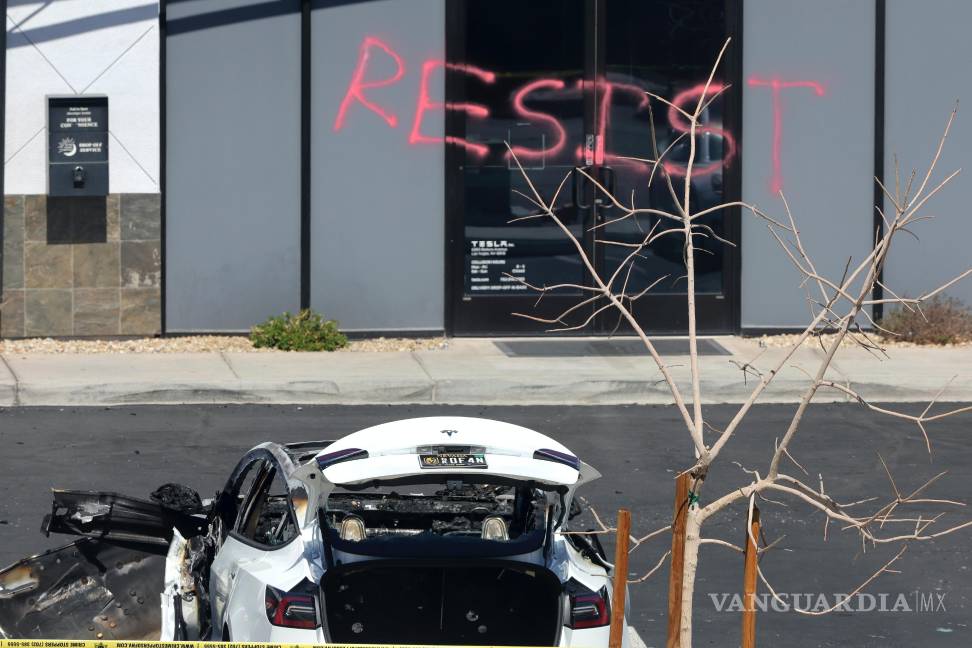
[0,403,969,647]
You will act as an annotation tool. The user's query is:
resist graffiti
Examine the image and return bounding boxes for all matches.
[332,36,825,190]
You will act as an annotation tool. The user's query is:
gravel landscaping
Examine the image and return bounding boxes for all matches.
[0,333,965,354]
[755,333,971,349]
[0,336,450,354]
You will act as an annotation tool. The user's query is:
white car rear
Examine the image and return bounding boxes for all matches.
[174,416,630,646]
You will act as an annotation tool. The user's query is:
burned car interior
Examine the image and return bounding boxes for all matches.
[234,461,300,548]
[325,478,550,541]
[320,475,568,560]
[319,478,569,645]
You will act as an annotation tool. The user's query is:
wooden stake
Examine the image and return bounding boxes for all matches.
[609,508,632,648]
[742,506,761,648]
[666,472,690,648]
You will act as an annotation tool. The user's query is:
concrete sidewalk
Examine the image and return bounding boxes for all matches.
[0,336,968,406]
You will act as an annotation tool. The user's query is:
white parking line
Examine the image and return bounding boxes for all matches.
[629,627,652,648]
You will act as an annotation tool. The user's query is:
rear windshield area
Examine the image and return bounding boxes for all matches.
[324,479,549,543]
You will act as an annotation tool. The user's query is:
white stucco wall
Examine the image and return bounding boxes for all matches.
[5,0,160,195]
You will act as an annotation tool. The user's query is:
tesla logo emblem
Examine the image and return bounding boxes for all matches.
[441,429,458,437]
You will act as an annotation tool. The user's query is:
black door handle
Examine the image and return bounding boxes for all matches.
[572,166,594,210]
[594,166,616,209]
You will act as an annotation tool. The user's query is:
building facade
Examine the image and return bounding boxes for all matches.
[2,0,971,337]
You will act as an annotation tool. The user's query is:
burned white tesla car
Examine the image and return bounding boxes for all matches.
[0,417,629,646]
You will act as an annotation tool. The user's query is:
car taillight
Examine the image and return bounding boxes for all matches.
[569,586,610,629]
[265,584,319,629]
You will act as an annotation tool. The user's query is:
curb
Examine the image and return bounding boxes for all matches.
[3,377,970,407]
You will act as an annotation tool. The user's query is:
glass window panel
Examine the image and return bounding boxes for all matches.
[459,0,587,297]
[600,0,728,295]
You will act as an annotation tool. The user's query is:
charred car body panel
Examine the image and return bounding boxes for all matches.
[0,417,629,647]
[43,488,207,546]
[0,539,164,640]
[0,484,207,641]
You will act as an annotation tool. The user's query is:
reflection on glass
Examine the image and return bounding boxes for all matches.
[460,0,586,296]
[456,0,728,298]
[600,0,729,295]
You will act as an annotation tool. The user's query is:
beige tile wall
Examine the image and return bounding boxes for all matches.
[1,194,161,337]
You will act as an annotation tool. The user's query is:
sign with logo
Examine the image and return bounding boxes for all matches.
[48,96,109,196]
[49,132,109,164]
[466,239,531,294]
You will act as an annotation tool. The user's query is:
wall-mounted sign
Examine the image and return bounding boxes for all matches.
[466,239,525,294]
[48,96,109,196]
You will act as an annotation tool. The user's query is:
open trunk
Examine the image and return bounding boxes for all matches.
[321,561,563,646]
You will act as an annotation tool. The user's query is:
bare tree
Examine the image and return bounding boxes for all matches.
[507,38,972,647]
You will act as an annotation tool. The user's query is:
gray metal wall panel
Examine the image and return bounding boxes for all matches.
[741,0,875,328]
[883,0,972,307]
[165,0,301,332]
[310,0,445,332]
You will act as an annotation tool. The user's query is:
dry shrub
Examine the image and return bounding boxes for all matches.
[882,295,972,344]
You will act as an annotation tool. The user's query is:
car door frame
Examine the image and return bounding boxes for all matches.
[209,451,303,639]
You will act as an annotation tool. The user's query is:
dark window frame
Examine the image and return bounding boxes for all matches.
[227,453,301,551]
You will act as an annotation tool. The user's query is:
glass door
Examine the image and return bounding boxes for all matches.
[446,0,593,335]
[591,0,737,333]
[446,0,738,335]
